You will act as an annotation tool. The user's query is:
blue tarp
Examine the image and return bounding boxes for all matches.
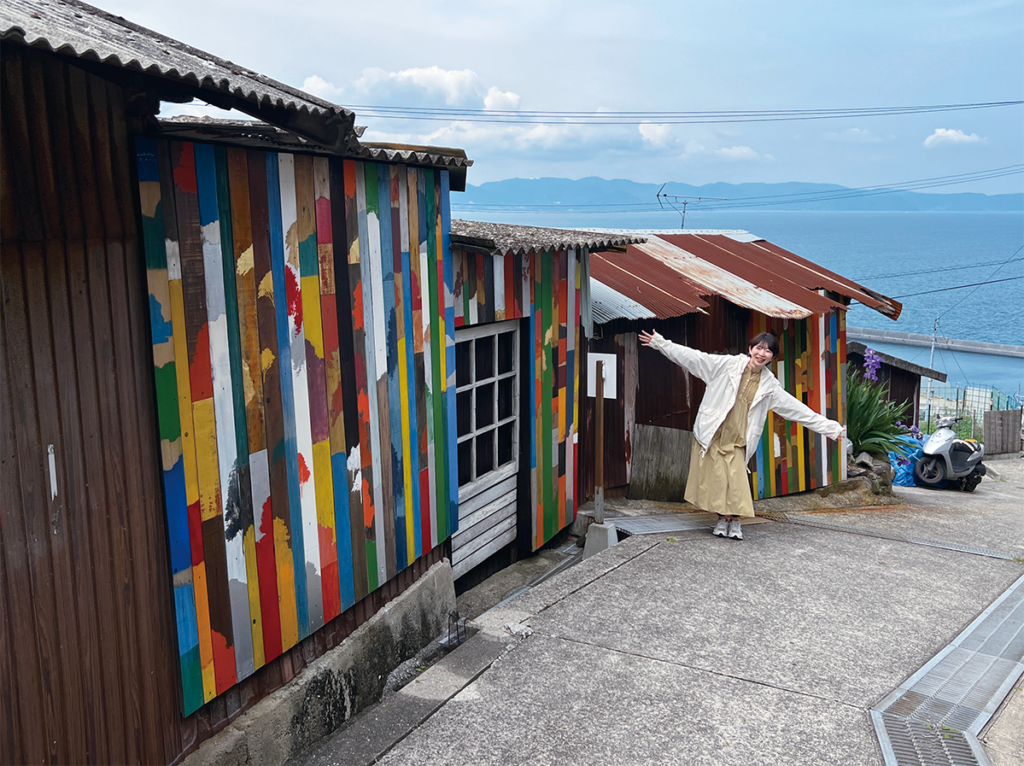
[889,435,926,487]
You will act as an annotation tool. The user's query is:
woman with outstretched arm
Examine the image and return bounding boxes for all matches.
[638,329,846,540]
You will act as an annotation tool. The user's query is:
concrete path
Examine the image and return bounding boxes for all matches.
[372,458,1024,766]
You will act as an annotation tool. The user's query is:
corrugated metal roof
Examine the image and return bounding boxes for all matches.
[588,231,902,323]
[658,234,844,316]
[590,279,656,325]
[590,250,709,319]
[1,0,358,151]
[450,220,645,256]
[157,119,473,189]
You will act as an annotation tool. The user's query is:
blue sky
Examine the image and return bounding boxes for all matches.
[102,0,1023,191]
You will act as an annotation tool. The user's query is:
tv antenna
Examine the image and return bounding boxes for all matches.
[656,185,727,229]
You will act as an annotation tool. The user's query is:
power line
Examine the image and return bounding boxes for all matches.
[451,165,1024,214]
[851,257,1024,280]
[345,100,1023,125]
[892,275,1023,299]
[936,245,1024,320]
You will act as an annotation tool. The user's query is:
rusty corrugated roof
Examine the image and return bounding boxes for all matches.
[590,231,902,323]
[1,0,358,152]
[451,220,645,257]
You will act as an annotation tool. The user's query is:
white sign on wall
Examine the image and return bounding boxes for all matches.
[587,353,617,399]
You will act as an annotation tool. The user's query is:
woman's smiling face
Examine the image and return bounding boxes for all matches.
[748,342,775,371]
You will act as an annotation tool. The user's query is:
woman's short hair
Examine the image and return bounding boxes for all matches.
[748,332,780,360]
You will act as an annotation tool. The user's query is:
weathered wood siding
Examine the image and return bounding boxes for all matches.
[452,248,581,550]
[984,409,1022,455]
[1,45,183,766]
[137,139,458,715]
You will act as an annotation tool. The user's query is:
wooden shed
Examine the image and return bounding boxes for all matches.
[1,0,470,762]
[447,221,643,578]
[582,230,902,502]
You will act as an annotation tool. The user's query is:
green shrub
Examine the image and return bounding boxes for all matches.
[846,370,914,458]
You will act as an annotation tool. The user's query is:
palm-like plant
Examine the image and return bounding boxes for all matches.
[846,370,914,458]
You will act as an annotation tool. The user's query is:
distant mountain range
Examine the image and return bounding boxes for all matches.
[457,177,1023,213]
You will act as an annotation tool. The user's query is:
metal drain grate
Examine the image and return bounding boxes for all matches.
[870,573,1024,766]
[759,512,1016,561]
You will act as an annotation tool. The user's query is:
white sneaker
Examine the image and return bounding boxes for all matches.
[727,519,743,540]
[713,517,729,537]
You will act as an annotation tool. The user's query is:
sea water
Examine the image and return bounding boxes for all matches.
[459,209,1024,394]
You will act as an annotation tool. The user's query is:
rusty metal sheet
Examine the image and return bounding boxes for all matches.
[590,250,709,319]
[661,234,844,316]
[748,239,902,318]
[636,236,813,319]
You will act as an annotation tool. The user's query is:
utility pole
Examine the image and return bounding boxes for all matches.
[925,317,938,429]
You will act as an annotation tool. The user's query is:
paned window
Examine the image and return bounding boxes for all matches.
[455,321,519,491]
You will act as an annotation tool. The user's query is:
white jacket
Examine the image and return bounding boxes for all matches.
[649,332,844,462]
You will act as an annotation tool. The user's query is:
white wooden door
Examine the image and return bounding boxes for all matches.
[451,320,519,579]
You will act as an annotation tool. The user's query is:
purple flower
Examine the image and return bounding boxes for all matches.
[863,348,882,381]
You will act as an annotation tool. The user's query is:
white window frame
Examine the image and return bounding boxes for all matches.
[455,319,520,501]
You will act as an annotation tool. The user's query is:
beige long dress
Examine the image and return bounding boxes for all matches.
[684,365,760,518]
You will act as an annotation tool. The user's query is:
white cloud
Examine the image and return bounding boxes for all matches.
[824,128,884,143]
[639,122,672,147]
[924,128,985,148]
[679,140,710,159]
[353,65,482,106]
[715,145,759,160]
[484,86,521,111]
[301,75,345,101]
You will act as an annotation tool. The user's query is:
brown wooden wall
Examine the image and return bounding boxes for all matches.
[1,44,447,765]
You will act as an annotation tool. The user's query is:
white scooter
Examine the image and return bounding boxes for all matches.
[913,416,986,491]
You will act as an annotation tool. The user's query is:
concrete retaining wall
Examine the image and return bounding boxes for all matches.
[181,560,457,766]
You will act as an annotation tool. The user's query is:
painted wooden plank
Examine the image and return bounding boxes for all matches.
[339,159,371,600]
[278,154,324,632]
[440,172,458,537]
[354,163,381,589]
[415,170,438,550]
[572,250,581,519]
[161,142,217,704]
[294,154,337,625]
[532,253,542,549]
[424,171,446,541]
[467,250,479,326]
[566,250,576,521]
[226,147,279,666]
[315,156,356,613]
[170,141,237,695]
[397,166,421,563]
[378,163,403,577]
[505,253,516,319]
[214,146,266,672]
[362,162,390,585]
[419,173,440,544]
[541,251,556,543]
[494,254,506,321]
[453,250,465,327]
[406,168,433,551]
[135,138,205,714]
[248,150,296,655]
[481,250,494,325]
[195,143,255,681]
[266,153,309,640]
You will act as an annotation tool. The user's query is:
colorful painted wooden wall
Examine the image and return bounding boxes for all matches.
[749,309,847,500]
[136,138,457,715]
[451,248,581,550]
